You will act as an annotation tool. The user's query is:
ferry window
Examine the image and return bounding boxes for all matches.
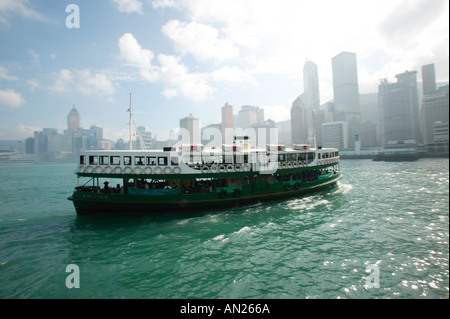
[147,157,157,166]
[89,155,98,165]
[278,154,286,162]
[110,156,120,165]
[99,156,109,165]
[171,157,179,166]
[135,156,145,166]
[307,152,315,164]
[124,156,132,165]
[158,157,168,166]
[80,155,86,165]
[298,153,306,161]
[287,153,296,162]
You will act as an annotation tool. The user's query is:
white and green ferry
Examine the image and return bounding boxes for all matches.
[68,141,342,215]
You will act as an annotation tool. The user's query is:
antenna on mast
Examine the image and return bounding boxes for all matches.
[127,93,146,151]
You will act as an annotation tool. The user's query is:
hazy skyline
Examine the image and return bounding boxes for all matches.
[0,0,448,142]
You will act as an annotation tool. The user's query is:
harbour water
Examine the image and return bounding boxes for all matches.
[0,159,448,299]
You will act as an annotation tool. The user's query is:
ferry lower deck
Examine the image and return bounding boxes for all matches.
[69,167,342,215]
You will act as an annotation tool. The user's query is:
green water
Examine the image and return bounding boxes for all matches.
[0,159,448,299]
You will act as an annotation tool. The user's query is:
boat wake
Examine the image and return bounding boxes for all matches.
[327,181,352,196]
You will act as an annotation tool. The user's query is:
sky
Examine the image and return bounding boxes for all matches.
[0,0,448,142]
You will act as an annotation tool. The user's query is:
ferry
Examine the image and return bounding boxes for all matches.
[68,141,342,215]
[373,140,419,162]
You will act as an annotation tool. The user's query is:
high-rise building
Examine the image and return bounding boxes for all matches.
[422,64,437,95]
[67,106,80,132]
[331,52,361,148]
[378,70,421,145]
[180,114,200,145]
[291,96,309,145]
[420,63,449,144]
[303,60,320,111]
[312,110,325,147]
[322,121,348,150]
[238,105,264,129]
[221,103,234,143]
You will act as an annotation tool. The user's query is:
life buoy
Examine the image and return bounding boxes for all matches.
[288,162,293,168]
[173,167,181,174]
[242,164,250,172]
[164,185,172,189]
[114,167,122,174]
[144,167,152,175]
[124,167,132,174]
[104,166,112,174]
[226,164,234,173]
[295,181,301,190]
[219,190,228,199]
[282,162,288,169]
[302,161,307,167]
[210,165,218,173]
[154,167,162,174]
[86,166,94,173]
[234,164,242,172]
[79,166,85,173]
[202,166,210,174]
[163,167,172,174]
[94,166,102,174]
[233,188,242,198]
[284,183,291,191]
[219,165,226,173]
[134,167,142,174]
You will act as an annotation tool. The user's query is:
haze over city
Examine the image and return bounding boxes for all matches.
[0,0,449,142]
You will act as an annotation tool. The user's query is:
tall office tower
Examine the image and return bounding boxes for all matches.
[180,114,201,145]
[303,60,320,111]
[422,64,437,95]
[221,103,234,143]
[312,109,325,147]
[321,121,348,150]
[331,52,361,148]
[378,70,421,145]
[238,105,264,129]
[67,106,80,132]
[420,63,449,144]
[421,85,449,143]
[291,96,309,145]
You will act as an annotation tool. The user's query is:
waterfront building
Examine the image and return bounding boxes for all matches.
[180,114,201,145]
[221,103,234,144]
[378,70,421,145]
[291,96,309,145]
[322,121,348,150]
[303,60,320,111]
[331,51,361,148]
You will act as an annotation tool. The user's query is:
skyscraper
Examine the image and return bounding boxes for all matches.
[221,103,234,143]
[67,106,80,132]
[331,52,361,148]
[180,114,200,145]
[422,64,437,95]
[291,96,308,145]
[378,70,421,145]
[303,60,320,111]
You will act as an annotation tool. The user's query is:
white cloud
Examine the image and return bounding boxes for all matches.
[260,104,290,123]
[118,33,159,82]
[48,69,73,93]
[210,66,256,85]
[0,0,49,25]
[75,69,115,95]
[163,0,448,101]
[151,0,178,9]
[112,0,143,14]
[0,89,25,108]
[161,20,239,62]
[118,33,214,102]
[158,54,215,102]
[48,69,114,96]
[0,66,18,81]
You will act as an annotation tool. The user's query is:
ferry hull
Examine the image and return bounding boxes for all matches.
[69,173,342,215]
